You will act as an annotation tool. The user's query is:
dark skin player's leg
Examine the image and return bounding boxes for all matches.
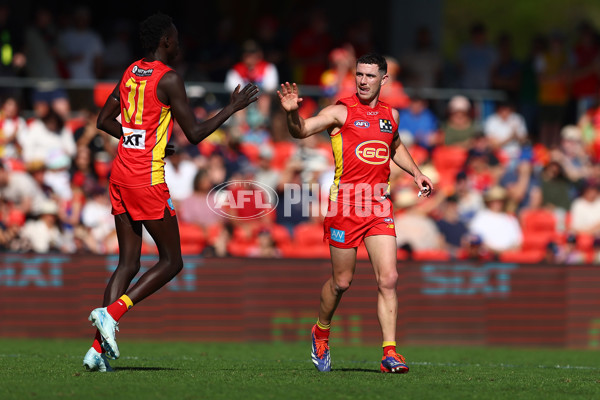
[123,207,183,304]
[102,212,143,306]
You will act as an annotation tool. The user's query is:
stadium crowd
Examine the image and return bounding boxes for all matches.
[1,5,600,263]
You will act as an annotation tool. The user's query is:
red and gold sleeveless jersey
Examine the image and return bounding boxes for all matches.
[329,94,398,206]
[110,59,174,188]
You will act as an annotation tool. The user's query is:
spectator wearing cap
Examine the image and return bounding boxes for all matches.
[549,125,591,182]
[394,188,443,251]
[442,95,481,147]
[225,39,279,127]
[570,179,600,235]
[469,186,523,255]
[397,95,440,154]
[483,101,528,170]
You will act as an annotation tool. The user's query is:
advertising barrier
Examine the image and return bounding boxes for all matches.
[1,255,599,348]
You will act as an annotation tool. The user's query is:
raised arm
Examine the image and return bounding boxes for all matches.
[160,71,259,145]
[277,82,344,138]
[390,109,434,196]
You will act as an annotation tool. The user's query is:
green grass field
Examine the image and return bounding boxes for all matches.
[2,339,600,400]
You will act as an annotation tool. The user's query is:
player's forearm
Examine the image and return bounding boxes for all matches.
[286,110,307,139]
[97,119,122,140]
[188,104,236,145]
[392,142,421,177]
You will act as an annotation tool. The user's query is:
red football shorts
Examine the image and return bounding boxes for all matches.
[109,182,176,221]
[323,198,396,248]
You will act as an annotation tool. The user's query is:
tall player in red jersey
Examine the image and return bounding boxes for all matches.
[82,13,258,372]
[278,54,433,373]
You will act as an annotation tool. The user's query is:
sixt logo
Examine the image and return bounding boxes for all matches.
[355,140,389,165]
[132,65,153,77]
[122,128,146,149]
[354,120,370,128]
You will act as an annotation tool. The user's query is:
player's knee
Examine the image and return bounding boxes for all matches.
[378,270,398,291]
[333,277,353,293]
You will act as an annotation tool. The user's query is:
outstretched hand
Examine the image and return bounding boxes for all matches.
[277,82,303,112]
[230,83,259,112]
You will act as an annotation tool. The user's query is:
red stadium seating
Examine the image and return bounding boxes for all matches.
[264,224,292,246]
[520,209,557,233]
[499,249,545,264]
[407,145,429,165]
[520,231,554,251]
[178,222,205,245]
[239,142,261,164]
[576,233,595,252]
[271,141,298,170]
[432,146,468,172]
[412,249,451,261]
[293,222,325,246]
[279,242,330,258]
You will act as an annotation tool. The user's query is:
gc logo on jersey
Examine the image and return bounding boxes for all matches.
[355,140,389,165]
[379,119,393,133]
[122,128,146,149]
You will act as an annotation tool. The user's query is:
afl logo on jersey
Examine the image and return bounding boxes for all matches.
[354,120,370,128]
[355,140,389,165]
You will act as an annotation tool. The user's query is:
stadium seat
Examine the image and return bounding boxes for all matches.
[520,209,557,233]
[499,249,544,264]
[66,117,86,132]
[412,249,450,261]
[178,222,205,247]
[576,233,595,252]
[227,241,252,257]
[520,231,554,251]
[93,82,116,108]
[239,142,261,164]
[271,141,298,170]
[432,146,468,172]
[180,242,204,255]
[263,223,292,246]
[407,145,429,165]
[293,222,325,246]
[279,242,330,258]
